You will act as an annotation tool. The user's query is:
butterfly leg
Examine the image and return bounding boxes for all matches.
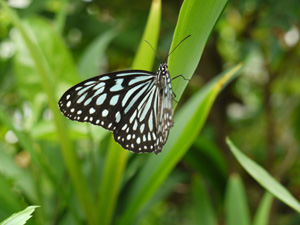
[172,92,179,103]
[171,74,190,81]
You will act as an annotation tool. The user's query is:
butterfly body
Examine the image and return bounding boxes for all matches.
[58,63,174,154]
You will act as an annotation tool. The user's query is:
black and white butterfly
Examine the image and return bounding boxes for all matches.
[58,35,190,154]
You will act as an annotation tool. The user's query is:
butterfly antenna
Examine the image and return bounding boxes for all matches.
[144,40,162,62]
[164,34,191,63]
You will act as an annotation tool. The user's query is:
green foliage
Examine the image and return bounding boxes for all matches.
[0,0,299,224]
[225,174,251,225]
[227,138,300,213]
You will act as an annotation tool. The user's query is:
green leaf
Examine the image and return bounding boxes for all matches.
[54,0,68,34]
[118,64,242,225]
[12,17,79,102]
[131,0,161,70]
[192,175,216,225]
[226,138,300,213]
[96,137,128,225]
[253,192,273,225]
[0,206,39,225]
[78,29,118,78]
[169,0,228,100]
[225,174,251,225]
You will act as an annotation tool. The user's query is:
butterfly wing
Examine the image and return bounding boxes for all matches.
[58,70,172,153]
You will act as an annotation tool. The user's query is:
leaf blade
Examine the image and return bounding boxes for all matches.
[226,138,300,213]
[225,174,251,225]
[0,206,39,225]
[169,0,228,100]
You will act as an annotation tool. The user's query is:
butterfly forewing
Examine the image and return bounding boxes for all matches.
[59,64,174,154]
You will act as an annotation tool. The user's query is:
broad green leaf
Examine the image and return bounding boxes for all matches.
[225,174,250,225]
[169,0,228,100]
[0,206,39,225]
[96,1,161,224]
[12,17,79,101]
[192,175,216,225]
[78,29,118,78]
[118,64,242,225]
[226,138,300,213]
[253,192,273,225]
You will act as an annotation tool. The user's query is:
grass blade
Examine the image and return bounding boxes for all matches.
[225,174,251,225]
[226,138,300,213]
[253,192,273,225]
[192,175,216,225]
[131,0,161,70]
[96,138,128,225]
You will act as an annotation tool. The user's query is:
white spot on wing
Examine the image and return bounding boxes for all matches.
[102,109,108,117]
[110,95,120,106]
[140,124,145,133]
[115,111,121,123]
[96,93,107,105]
[110,79,124,92]
[77,93,88,104]
[89,107,96,114]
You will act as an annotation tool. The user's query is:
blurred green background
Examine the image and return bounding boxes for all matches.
[0,0,299,224]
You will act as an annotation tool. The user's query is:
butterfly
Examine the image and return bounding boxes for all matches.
[58,35,190,154]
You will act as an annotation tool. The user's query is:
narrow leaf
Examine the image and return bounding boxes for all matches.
[96,138,128,225]
[226,138,300,213]
[131,0,161,70]
[0,206,39,225]
[192,175,216,225]
[169,0,228,100]
[253,192,273,225]
[225,174,250,225]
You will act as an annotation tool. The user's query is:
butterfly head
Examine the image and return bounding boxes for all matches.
[156,63,169,89]
[158,63,168,73]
